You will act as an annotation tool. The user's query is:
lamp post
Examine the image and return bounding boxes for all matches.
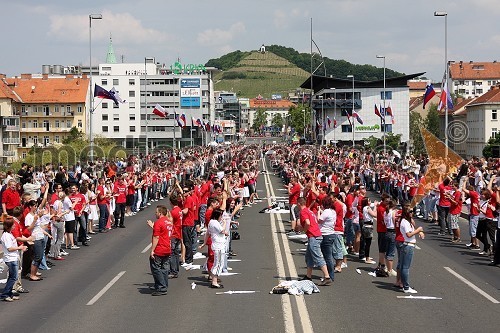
[435,10,448,157]
[319,96,324,145]
[302,109,306,139]
[89,13,102,163]
[347,75,355,148]
[376,55,386,154]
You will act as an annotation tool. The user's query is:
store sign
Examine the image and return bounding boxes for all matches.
[180,78,201,107]
[355,124,380,132]
[170,61,206,75]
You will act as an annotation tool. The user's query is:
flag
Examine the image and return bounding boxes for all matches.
[333,118,338,129]
[380,104,385,117]
[152,104,167,118]
[180,114,187,127]
[191,116,196,127]
[352,111,364,124]
[205,121,211,132]
[386,104,395,124]
[175,113,184,127]
[327,116,332,128]
[94,84,119,106]
[110,87,126,104]
[196,118,203,127]
[438,79,454,112]
[423,84,436,109]
[374,104,382,118]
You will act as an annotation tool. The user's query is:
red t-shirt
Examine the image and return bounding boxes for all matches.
[2,188,21,210]
[377,202,387,233]
[69,193,86,216]
[300,207,322,238]
[450,190,462,215]
[200,181,211,205]
[345,193,355,219]
[50,192,59,206]
[96,185,109,205]
[469,191,480,216]
[333,200,344,233]
[182,195,196,227]
[11,218,23,246]
[113,182,127,204]
[289,183,301,205]
[394,209,404,242]
[153,216,171,256]
[127,180,136,195]
[438,183,452,207]
[170,206,182,240]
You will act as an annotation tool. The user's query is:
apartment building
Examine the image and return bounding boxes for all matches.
[450,61,500,99]
[0,77,21,163]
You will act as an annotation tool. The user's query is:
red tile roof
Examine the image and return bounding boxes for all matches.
[6,76,89,104]
[407,81,428,90]
[467,85,500,105]
[450,61,500,80]
[0,79,21,102]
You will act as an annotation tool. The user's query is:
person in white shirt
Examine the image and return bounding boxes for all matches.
[1,218,27,302]
[399,206,425,294]
[317,196,336,284]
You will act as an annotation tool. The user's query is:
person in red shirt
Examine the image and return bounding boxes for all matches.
[296,197,331,285]
[113,175,127,228]
[96,178,110,232]
[181,184,197,264]
[147,205,171,296]
[169,195,183,278]
[437,177,452,236]
[447,181,462,242]
[376,193,389,270]
[2,180,21,215]
[462,183,480,249]
[288,177,302,232]
[9,208,32,294]
[69,184,89,246]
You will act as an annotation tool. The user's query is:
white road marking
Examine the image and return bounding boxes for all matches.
[396,295,442,300]
[227,259,242,262]
[141,243,152,253]
[444,267,500,304]
[219,272,240,276]
[86,271,126,306]
[264,159,313,333]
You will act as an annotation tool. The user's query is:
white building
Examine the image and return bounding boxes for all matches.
[450,61,500,99]
[302,74,422,146]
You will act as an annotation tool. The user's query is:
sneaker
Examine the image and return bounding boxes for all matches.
[479,251,489,255]
[451,238,461,243]
[365,259,377,264]
[403,287,418,294]
[465,243,473,247]
[70,245,80,250]
[151,290,167,296]
[388,269,397,277]
[318,279,332,286]
[12,296,20,300]
[437,232,446,236]
[341,262,348,269]
[471,245,481,250]
[1,297,14,302]
[60,250,69,256]
[15,288,29,293]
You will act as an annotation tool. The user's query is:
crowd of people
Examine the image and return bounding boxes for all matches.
[1,141,499,301]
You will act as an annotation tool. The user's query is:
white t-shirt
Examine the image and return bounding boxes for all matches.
[208,219,226,251]
[384,209,395,229]
[400,218,416,243]
[363,206,374,223]
[1,232,19,262]
[25,213,44,240]
[319,209,335,235]
[62,196,75,221]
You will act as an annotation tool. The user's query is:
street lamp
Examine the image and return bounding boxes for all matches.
[89,13,102,163]
[319,95,324,145]
[302,109,306,139]
[376,55,386,154]
[347,75,355,147]
[435,10,448,157]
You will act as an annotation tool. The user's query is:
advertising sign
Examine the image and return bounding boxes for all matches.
[180,78,201,107]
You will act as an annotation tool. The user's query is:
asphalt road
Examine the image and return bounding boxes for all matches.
[1,157,500,332]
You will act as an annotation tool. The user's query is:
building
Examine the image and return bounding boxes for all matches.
[215,91,242,133]
[248,97,296,131]
[450,61,500,99]
[0,76,21,163]
[3,73,89,159]
[301,73,424,146]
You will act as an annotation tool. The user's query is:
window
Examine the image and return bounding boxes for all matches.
[102,102,108,109]
[341,124,352,133]
[492,110,497,120]
[102,114,108,121]
[129,90,135,97]
[43,105,50,116]
[54,135,60,143]
[54,105,59,113]
[102,126,108,132]
[66,105,71,113]
[22,121,26,129]
[77,120,82,128]
[113,103,119,109]
[129,126,136,132]
[492,128,498,139]
[77,105,83,113]
[66,120,71,128]
[129,114,136,121]
[43,120,49,131]
[380,91,393,100]
[101,79,108,85]
[43,136,49,146]
[113,126,119,132]
[33,120,38,128]
[22,152,26,159]
[475,89,483,94]
[55,120,60,128]
[113,114,119,121]
[129,79,135,85]
[113,79,119,85]
[33,136,38,145]
[129,102,135,109]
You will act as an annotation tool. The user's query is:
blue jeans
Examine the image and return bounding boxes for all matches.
[169,238,181,276]
[98,204,109,231]
[1,261,18,299]
[305,236,326,268]
[345,218,354,246]
[149,255,170,292]
[320,234,335,281]
[400,244,415,289]
[385,232,396,260]
[32,239,44,267]
[39,235,49,270]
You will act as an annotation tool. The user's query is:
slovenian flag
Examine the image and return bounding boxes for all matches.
[175,113,184,127]
[180,114,187,127]
[333,118,338,128]
[110,87,126,104]
[423,84,436,109]
[94,84,119,106]
[352,111,364,124]
[152,104,167,118]
[205,122,211,132]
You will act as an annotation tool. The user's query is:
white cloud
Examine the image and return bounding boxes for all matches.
[48,10,170,45]
[273,8,308,29]
[197,22,246,46]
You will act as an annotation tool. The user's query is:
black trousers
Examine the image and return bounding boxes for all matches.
[182,226,195,264]
[21,243,34,277]
[114,203,126,226]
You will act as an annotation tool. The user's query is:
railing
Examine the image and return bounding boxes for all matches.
[2,138,20,144]
[2,151,16,157]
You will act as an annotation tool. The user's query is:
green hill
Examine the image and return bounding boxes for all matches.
[205,45,406,98]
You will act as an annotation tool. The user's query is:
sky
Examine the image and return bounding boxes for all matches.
[2,0,500,82]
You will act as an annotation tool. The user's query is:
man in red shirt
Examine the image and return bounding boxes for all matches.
[288,177,302,232]
[463,183,480,249]
[448,181,462,242]
[96,178,110,232]
[148,205,171,296]
[437,177,452,236]
[169,195,183,278]
[181,184,197,264]
[376,193,389,270]
[69,184,89,246]
[113,175,127,228]
[297,197,331,286]
[2,180,21,215]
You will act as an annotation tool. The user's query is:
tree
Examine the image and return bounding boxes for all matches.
[251,108,267,133]
[483,135,500,158]
[271,113,283,130]
[410,111,425,155]
[288,104,311,137]
[425,103,440,138]
[63,127,85,144]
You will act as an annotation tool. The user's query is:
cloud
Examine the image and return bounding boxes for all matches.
[197,22,246,46]
[273,8,308,29]
[48,10,170,45]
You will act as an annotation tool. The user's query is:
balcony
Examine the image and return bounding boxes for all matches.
[2,151,16,157]
[2,125,20,131]
[2,138,20,144]
[20,112,75,118]
[21,127,71,133]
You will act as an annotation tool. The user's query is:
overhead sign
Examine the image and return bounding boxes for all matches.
[355,124,380,132]
[170,61,206,75]
[180,78,201,107]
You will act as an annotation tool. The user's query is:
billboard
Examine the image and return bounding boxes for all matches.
[180,78,201,107]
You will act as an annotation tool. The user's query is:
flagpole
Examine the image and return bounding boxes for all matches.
[435,11,448,158]
[190,119,193,147]
[377,55,387,155]
[89,13,102,164]
[333,89,336,147]
[144,58,149,156]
